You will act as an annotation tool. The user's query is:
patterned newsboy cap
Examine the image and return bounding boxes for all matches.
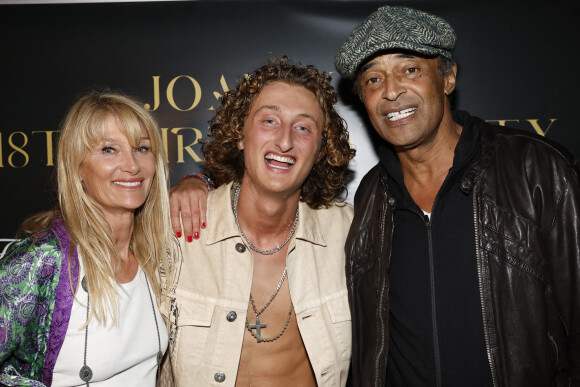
[335,5,457,80]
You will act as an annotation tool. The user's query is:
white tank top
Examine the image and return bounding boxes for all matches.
[52,255,168,386]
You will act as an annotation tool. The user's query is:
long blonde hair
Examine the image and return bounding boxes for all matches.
[23,91,171,325]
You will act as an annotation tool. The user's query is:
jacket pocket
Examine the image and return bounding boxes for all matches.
[167,295,216,372]
[325,294,352,361]
[479,197,546,282]
[323,294,352,385]
[169,297,214,327]
[326,293,351,324]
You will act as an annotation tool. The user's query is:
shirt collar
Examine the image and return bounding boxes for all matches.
[295,201,327,247]
[205,182,240,245]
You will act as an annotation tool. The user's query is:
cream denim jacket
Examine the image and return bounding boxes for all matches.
[160,182,352,386]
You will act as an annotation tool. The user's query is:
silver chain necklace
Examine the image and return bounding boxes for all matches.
[249,267,287,316]
[232,183,299,255]
[78,273,162,385]
[246,266,292,343]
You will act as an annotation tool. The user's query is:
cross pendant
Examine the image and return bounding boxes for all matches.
[249,316,267,342]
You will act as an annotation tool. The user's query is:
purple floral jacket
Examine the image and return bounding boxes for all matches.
[0,217,79,387]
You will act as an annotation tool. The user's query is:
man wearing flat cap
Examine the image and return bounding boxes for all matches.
[336,5,580,387]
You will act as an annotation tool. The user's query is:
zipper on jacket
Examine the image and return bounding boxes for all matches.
[424,215,442,387]
[473,187,498,387]
[375,260,388,387]
[374,191,390,387]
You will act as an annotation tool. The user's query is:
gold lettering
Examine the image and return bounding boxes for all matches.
[166,76,201,111]
[144,76,161,112]
[212,75,230,100]
[8,132,29,168]
[526,118,557,137]
[171,127,203,163]
[32,131,58,166]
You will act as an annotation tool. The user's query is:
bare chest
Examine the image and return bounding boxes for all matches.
[236,250,316,386]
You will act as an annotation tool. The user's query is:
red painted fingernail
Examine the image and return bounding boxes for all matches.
[176,231,182,238]
[194,232,199,239]
[187,235,193,242]
[202,222,206,229]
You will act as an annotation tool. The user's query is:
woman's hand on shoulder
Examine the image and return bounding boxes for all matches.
[169,176,210,243]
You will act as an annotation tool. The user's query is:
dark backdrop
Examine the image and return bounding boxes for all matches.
[1,0,578,241]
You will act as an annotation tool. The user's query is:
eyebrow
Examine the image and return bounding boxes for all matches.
[255,104,319,123]
[101,136,150,144]
[256,104,280,113]
[358,53,419,74]
[358,62,376,75]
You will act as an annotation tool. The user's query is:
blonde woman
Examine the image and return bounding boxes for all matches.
[0,91,171,386]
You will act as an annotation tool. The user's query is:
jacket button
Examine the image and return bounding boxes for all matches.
[214,372,226,382]
[226,311,237,322]
[388,197,395,206]
[460,178,473,191]
[235,243,246,253]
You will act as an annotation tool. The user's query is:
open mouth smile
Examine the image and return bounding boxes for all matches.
[387,107,417,121]
[113,180,142,188]
[265,153,295,170]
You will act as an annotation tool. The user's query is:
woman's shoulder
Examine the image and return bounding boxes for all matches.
[0,228,63,276]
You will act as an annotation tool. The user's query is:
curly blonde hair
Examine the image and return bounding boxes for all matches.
[203,57,355,209]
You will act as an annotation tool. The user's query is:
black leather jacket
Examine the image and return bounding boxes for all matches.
[345,117,580,386]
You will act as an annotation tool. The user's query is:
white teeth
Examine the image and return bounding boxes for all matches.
[114,181,141,187]
[387,107,417,121]
[265,154,295,169]
[265,153,296,169]
[267,162,291,170]
[265,154,295,164]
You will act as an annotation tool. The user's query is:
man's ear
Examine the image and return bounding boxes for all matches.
[444,63,458,96]
[238,140,244,150]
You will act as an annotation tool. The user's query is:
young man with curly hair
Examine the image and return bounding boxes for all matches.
[161,58,355,386]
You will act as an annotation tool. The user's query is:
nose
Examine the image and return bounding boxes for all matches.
[383,75,406,101]
[122,151,141,175]
[276,123,293,153]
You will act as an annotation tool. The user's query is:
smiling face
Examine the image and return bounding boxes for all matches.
[357,52,457,151]
[79,115,156,221]
[239,81,324,198]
